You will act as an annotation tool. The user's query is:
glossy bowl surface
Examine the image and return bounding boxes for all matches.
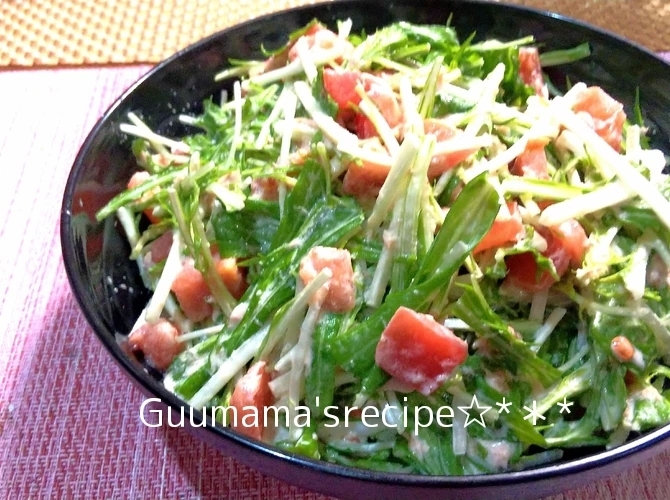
[61,1,670,498]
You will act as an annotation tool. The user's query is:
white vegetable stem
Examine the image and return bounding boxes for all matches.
[450,390,469,456]
[249,47,345,88]
[529,289,548,323]
[465,64,505,133]
[399,76,421,136]
[539,182,634,226]
[623,241,650,301]
[116,206,141,248]
[188,329,266,409]
[127,112,169,156]
[293,80,358,145]
[177,325,225,343]
[356,85,401,157]
[278,84,298,166]
[532,307,567,352]
[552,98,670,233]
[206,183,246,212]
[337,18,353,39]
[223,81,244,170]
[289,301,322,439]
[259,269,332,361]
[336,142,394,167]
[366,206,403,308]
[255,85,291,149]
[191,214,235,317]
[145,231,182,323]
[295,41,318,84]
[366,133,421,235]
[119,123,190,152]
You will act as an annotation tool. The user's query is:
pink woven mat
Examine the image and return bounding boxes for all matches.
[2,59,670,499]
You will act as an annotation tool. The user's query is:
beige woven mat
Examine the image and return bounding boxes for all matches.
[1,0,668,67]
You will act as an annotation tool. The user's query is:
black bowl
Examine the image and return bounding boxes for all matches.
[60,1,670,498]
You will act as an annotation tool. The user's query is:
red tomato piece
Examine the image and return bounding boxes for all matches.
[352,113,377,139]
[146,231,174,264]
[171,252,248,321]
[511,139,550,179]
[323,69,401,139]
[171,263,213,322]
[215,256,248,301]
[323,68,363,132]
[548,219,588,267]
[128,319,183,371]
[424,119,477,177]
[572,86,626,152]
[342,159,390,198]
[375,306,468,395]
[363,75,403,129]
[474,201,525,254]
[299,246,356,312]
[519,47,548,98]
[504,229,570,293]
[323,68,363,109]
[229,361,274,440]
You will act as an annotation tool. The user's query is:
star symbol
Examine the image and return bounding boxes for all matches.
[523,400,546,426]
[557,397,574,414]
[495,397,512,414]
[458,395,491,428]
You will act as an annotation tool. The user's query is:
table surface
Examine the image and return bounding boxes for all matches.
[2,54,670,500]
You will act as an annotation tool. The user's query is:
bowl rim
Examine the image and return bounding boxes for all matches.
[60,0,670,489]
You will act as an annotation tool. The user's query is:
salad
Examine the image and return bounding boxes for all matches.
[97,19,670,475]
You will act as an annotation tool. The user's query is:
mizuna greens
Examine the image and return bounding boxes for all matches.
[97,19,670,474]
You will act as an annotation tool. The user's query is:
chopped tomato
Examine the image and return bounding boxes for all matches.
[299,246,356,312]
[474,201,525,254]
[323,68,362,109]
[128,171,161,224]
[548,219,588,267]
[323,68,364,131]
[215,256,248,300]
[352,113,377,139]
[572,86,626,151]
[128,319,183,371]
[375,306,468,395]
[323,69,401,139]
[363,75,403,129]
[504,229,570,293]
[146,231,173,264]
[511,139,550,179]
[171,251,248,321]
[342,159,390,198]
[424,119,477,177]
[171,263,213,322]
[229,361,274,440]
[519,47,548,98]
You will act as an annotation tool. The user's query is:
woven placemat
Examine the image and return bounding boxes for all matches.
[1,0,668,66]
